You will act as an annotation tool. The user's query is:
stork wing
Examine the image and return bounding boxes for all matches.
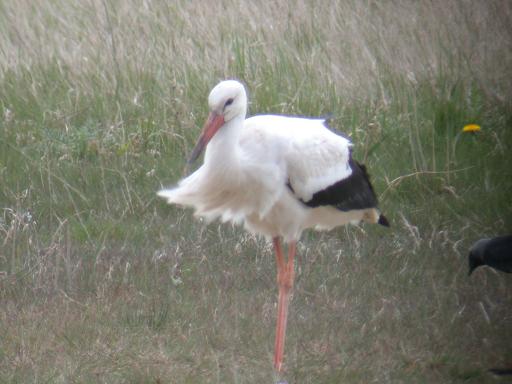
[243,115,381,212]
[284,121,353,202]
[243,115,352,200]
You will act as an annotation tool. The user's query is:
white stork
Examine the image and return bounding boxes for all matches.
[158,80,389,372]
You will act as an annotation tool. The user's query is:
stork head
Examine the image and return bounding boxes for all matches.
[188,80,247,163]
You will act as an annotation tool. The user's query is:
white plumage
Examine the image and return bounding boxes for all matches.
[158,81,382,242]
[158,80,388,372]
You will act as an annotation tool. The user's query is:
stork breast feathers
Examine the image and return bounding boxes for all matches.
[158,159,284,224]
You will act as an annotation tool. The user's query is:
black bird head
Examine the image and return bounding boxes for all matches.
[468,238,488,276]
[468,250,483,275]
[467,236,512,275]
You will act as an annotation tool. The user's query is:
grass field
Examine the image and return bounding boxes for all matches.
[1,1,511,383]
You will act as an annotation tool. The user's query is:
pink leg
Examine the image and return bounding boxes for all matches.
[273,237,296,372]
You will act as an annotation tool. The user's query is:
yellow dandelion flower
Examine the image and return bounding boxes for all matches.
[462,124,481,133]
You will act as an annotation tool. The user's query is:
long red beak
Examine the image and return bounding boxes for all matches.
[188,112,225,163]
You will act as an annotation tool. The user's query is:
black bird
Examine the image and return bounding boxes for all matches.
[489,368,512,376]
[468,235,512,275]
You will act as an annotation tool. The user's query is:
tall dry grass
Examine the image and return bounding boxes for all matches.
[1,0,510,102]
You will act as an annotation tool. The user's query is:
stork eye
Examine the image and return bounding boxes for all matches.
[224,98,234,108]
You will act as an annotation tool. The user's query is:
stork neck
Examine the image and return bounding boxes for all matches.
[204,114,244,166]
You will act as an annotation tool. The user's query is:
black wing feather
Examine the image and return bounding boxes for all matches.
[299,154,379,212]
